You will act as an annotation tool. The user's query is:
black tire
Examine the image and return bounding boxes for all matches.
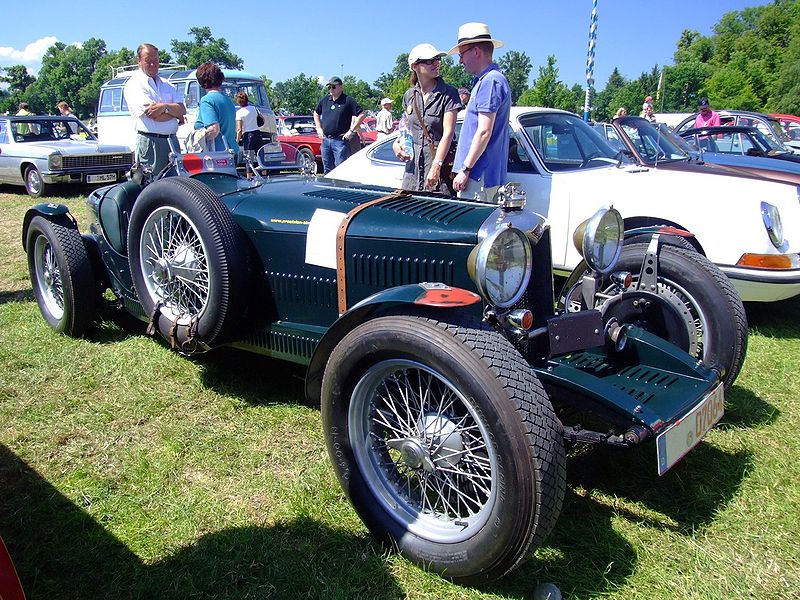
[625,232,696,251]
[321,314,566,583]
[298,147,318,174]
[127,177,250,351]
[24,165,51,198]
[564,243,747,389]
[26,215,97,336]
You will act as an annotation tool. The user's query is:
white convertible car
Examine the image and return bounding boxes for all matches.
[329,107,800,303]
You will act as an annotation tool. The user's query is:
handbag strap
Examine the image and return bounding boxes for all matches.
[412,89,438,160]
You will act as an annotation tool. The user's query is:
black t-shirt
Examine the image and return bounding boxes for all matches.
[315,93,363,136]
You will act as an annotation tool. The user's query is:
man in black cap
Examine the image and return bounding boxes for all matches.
[313,76,365,172]
[694,97,720,128]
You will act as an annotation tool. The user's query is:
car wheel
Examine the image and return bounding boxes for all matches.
[321,314,566,583]
[24,166,51,198]
[127,177,250,352]
[26,215,97,336]
[562,243,747,390]
[298,147,318,174]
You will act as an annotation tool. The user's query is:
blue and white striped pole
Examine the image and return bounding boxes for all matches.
[584,0,598,122]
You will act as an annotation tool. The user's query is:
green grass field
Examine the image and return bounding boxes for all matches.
[1,187,798,599]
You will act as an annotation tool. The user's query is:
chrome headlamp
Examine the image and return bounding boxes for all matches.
[49,153,63,170]
[573,207,624,273]
[761,201,784,249]
[468,225,532,308]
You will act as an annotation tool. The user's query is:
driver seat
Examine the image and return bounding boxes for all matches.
[98,180,142,255]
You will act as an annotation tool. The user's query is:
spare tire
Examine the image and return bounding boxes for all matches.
[127,177,250,352]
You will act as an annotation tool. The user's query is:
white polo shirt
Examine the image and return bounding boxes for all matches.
[124,69,182,135]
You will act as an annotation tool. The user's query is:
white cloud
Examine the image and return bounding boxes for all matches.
[0,36,57,66]
[0,36,83,75]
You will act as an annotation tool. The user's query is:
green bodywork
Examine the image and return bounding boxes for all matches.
[23,172,720,437]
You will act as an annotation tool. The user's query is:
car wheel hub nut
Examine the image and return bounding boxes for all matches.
[153,257,173,285]
[420,414,463,469]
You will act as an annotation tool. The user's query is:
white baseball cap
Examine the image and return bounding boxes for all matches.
[408,43,447,67]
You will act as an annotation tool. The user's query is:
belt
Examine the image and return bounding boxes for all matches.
[324,133,345,139]
[138,131,171,139]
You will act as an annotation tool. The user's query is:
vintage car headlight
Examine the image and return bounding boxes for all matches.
[468,226,532,308]
[573,207,624,273]
[49,154,63,170]
[761,201,784,249]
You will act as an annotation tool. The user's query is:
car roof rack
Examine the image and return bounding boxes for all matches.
[111,63,187,78]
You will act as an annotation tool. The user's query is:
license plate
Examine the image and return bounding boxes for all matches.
[86,173,116,183]
[656,383,724,475]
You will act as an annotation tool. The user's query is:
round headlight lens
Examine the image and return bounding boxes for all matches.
[575,208,624,273]
[761,201,784,249]
[49,154,63,169]
[470,226,532,308]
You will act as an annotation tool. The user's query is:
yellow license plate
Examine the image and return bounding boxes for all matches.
[656,383,724,475]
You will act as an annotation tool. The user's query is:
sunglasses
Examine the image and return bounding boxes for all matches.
[415,57,441,66]
[458,46,476,59]
[327,84,340,89]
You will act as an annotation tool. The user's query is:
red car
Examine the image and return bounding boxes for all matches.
[276,116,322,173]
[360,117,378,143]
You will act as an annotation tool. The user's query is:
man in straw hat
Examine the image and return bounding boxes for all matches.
[376,97,394,140]
[449,22,511,202]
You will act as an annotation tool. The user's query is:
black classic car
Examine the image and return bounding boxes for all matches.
[22,150,726,583]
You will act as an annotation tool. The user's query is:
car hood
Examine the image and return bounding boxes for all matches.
[214,175,495,245]
[13,140,133,156]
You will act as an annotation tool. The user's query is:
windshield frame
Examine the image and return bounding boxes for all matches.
[517,111,621,174]
[614,116,689,165]
[10,117,96,142]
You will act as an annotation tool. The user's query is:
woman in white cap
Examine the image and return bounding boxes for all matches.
[393,42,461,193]
[376,97,394,140]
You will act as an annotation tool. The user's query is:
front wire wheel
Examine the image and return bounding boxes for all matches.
[564,242,747,389]
[322,314,565,583]
[350,359,498,544]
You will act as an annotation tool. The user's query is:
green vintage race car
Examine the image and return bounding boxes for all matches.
[22,150,725,583]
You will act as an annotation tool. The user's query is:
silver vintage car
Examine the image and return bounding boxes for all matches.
[0,115,133,197]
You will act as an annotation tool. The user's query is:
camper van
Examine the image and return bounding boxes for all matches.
[96,64,284,162]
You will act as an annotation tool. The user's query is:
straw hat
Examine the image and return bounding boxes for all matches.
[448,22,504,55]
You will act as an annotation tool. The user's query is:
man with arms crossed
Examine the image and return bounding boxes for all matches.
[449,23,510,202]
[124,43,186,174]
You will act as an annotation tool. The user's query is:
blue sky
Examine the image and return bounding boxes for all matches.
[2,0,772,89]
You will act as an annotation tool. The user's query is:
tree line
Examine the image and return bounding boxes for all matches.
[3,2,800,121]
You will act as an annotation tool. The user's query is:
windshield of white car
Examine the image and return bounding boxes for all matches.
[11,118,95,142]
[618,118,688,164]
[657,124,696,154]
[753,125,786,152]
[518,113,621,172]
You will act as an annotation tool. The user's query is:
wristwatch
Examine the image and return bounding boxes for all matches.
[462,165,472,174]
[433,159,444,166]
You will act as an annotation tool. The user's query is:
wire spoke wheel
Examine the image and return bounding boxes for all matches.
[33,235,65,320]
[139,206,211,324]
[350,359,497,543]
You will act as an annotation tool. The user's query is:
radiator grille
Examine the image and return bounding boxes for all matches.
[63,153,133,169]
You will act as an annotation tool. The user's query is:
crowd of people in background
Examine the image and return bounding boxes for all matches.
[7,28,731,198]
